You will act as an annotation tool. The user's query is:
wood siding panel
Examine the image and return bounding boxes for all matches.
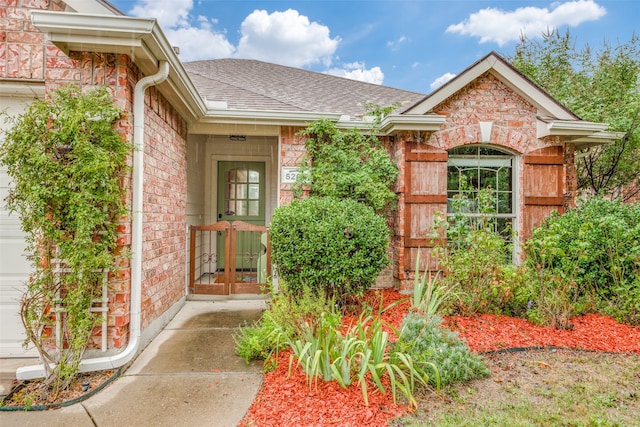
[523,205,558,239]
[409,161,447,196]
[522,146,565,240]
[404,142,448,270]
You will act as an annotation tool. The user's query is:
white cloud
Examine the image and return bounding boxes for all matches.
[130,0,192,29]
[126,3,364,74]
[430,72,456,91]
[166,27,235,61]
[446,0,606,46]
[387,35,408,50]
[235,9,340,67]
[127,0,234,61]
[324,62,384,85]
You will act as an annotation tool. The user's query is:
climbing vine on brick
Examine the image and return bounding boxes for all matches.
[0,85,131,396]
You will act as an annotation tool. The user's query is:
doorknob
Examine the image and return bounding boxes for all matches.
[218,213,222,219]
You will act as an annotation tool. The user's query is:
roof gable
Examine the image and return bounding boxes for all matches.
[403,52,577,120]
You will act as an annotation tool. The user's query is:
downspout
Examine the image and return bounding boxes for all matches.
[17,61,171,380]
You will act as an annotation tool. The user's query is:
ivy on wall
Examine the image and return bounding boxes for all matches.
[1,85,131,396]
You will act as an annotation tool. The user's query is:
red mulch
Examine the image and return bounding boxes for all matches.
[240,290,640,427]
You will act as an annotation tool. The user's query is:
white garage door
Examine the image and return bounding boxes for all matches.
[0,83,44,357]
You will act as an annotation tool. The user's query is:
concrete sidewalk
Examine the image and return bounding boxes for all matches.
[0,298,266,427]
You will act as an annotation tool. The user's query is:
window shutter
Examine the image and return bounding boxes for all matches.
[522,146,565,240]
[404,142,448,271]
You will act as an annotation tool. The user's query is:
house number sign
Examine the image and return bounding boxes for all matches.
[281,167,301,183]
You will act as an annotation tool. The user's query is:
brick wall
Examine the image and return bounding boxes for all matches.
[278,126,306,205]
[0,0,65,80]
[140,85,188,330]
[428,73,544,153]
[4,0,187,349]
[393,72,573,288]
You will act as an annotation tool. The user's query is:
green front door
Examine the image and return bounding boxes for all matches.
[217,161,266,271]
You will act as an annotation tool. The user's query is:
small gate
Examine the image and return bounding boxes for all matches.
[189,220,271,295]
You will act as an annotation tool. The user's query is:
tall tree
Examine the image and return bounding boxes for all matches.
[510,30,640,201]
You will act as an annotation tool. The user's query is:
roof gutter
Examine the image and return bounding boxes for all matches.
[17,61,171,380]
[536,119,622,149]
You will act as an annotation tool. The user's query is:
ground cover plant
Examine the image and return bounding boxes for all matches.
[240,289,640,426]
[394,350,640,427]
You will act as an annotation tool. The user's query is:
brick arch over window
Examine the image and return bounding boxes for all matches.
[396,72,572,286]
[431,123,531,155]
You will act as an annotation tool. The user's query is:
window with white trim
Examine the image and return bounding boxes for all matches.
[447,145,516,247]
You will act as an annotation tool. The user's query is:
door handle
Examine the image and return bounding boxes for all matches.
[218,213,222,219]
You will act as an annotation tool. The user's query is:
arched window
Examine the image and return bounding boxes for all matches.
[447,145,516,247]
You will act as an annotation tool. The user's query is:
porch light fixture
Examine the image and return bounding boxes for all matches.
[229,135,246,142]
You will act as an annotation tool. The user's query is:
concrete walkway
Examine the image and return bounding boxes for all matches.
[0,299,266,427]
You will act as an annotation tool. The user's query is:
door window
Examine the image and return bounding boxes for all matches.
[224,167,261,217]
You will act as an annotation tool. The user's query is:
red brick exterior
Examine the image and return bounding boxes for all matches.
[5,3,582,313]
[279,126,306,205]
[140,86,188,331]
[391,73,573,288]
[4,1,187,349]
[0,0,65,79]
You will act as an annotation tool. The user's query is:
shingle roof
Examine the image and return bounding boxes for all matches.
[183,59,425,119]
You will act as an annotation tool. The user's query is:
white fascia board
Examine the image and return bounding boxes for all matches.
[488,61,575,120]
[31,11,206,121]
[198,108,342,128]
[378,114,446,134]
[31,11,155,41]
[571,131,625,150]
[189,122,281,136]
[195,109,444,135]
[538,119,610,138]
[538,119,620,149]
[404,61,489,115]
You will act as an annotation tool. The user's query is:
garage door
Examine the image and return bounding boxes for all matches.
[0,83,43,357]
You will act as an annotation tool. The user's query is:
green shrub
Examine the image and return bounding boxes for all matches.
[233,310,286,365]
[523,196,640,325]
[396,313,490,386]
[268,284,338,338]
[437,226,517,316]
[1,84,130,392]
[295,117,399,214]
[430,184,518,317]
[234,284,337,365]
[270,196,390,300]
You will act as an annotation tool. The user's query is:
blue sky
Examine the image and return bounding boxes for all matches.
[107,0,638,93]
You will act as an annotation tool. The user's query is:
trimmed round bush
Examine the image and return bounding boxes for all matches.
[270,197,390,299]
